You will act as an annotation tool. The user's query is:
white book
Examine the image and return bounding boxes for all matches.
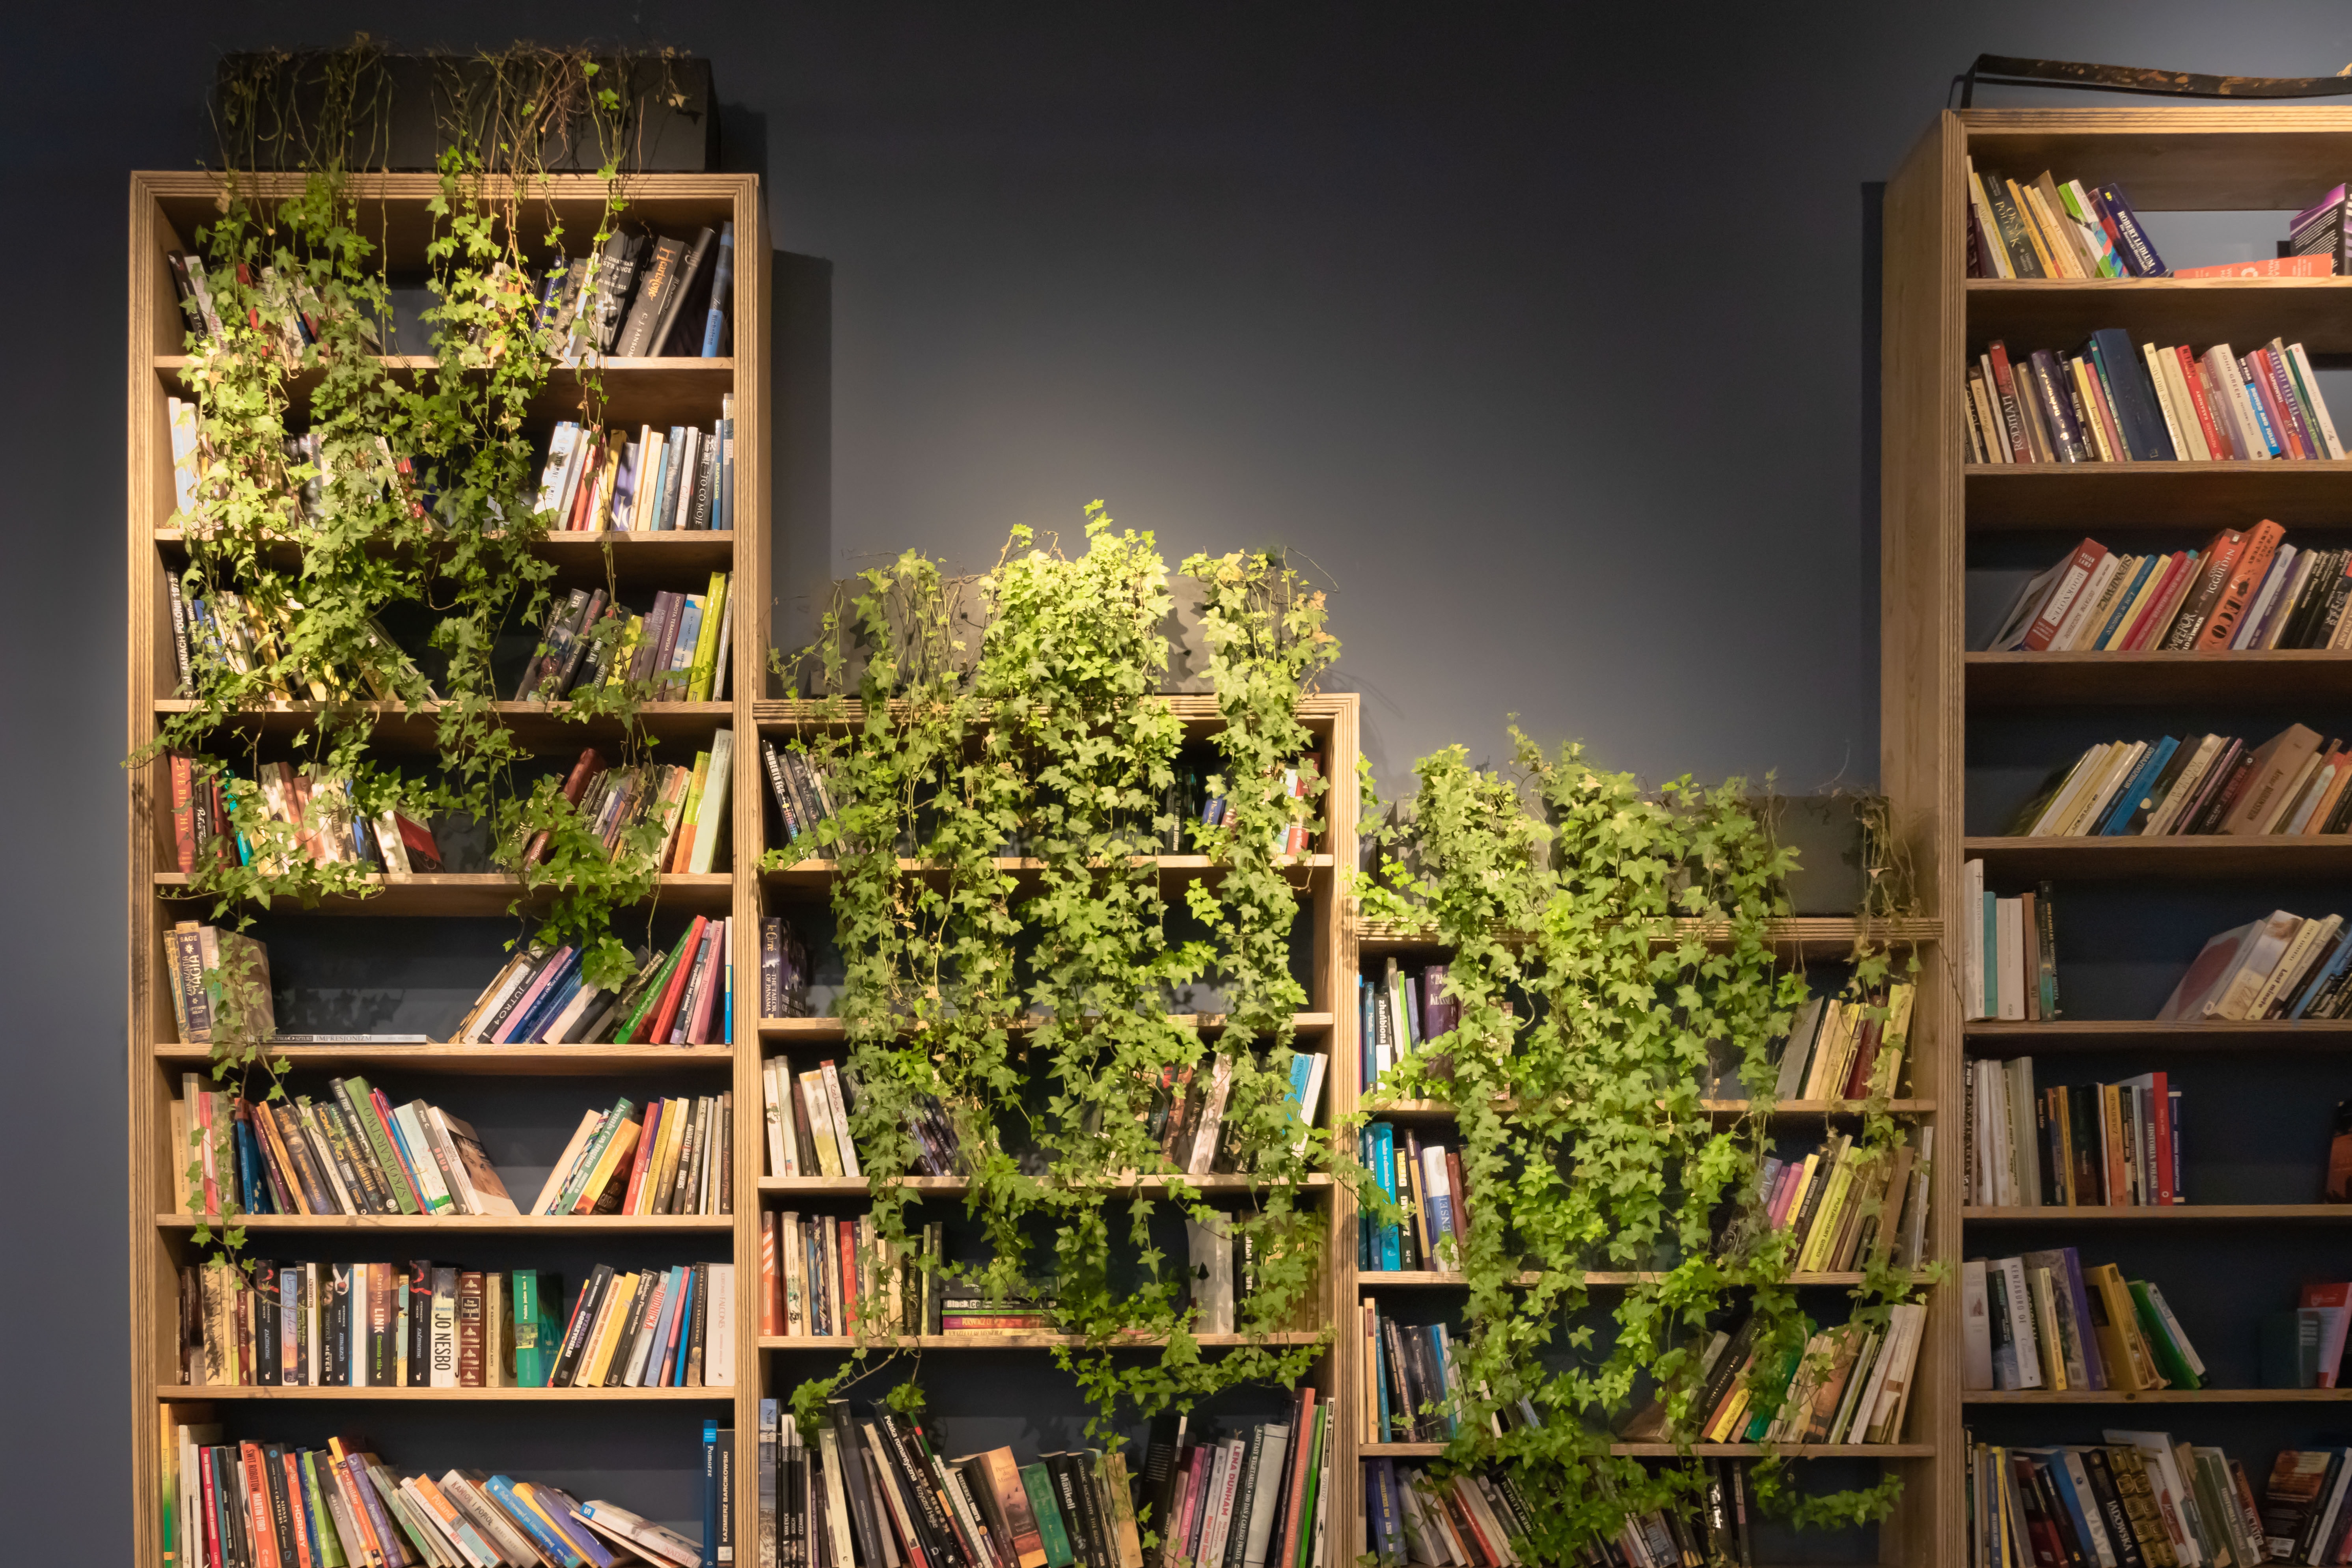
[1996,899,2026,1022]
[1188,1056,1235,1176]
[2004,1056,2041,1207]
[2235,544,2301,649]
[819,1061,859,1180]
[1419,1144,1458,1270]
[2146,342,2205,461]
[533,421,580,518]
[816,1429,858,1568]
[2291,341,2348,457]
[573,1502,703,1568]
[2051,554,2124,649]
[1240,1424,1293,1568]
[2251,914,2336,1020]
[781,1212,805,1336]
[2211,910,2304,1020]
[763,1059,792,1177]
[1902,1125,1934,1267]
[392,1103,457,1212]
[1310,1426,1334,1568]
[1291,1052,1329,1156]
[709,585,736,701]
[1868,1303,1929,1443]
[532,1110,606,1216]
[1186,1216,1236,1334]
[1197,1440,1241,1568]
[688,729,734,874]
[1964,859,1987,1020]
[2061,741,2147,836]
[705,1263,734,1386]
[1997,1256,2044,1390]
[429,1267,459,1388]
[2024,746,2108,837]
[2102,1430,2204,1566]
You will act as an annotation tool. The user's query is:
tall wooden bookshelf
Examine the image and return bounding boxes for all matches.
[1883,105,2352,1568]
[125,170,771,1560]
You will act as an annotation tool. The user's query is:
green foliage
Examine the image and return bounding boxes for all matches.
[1367,736,1932,1554]
[772,513,1368,1446]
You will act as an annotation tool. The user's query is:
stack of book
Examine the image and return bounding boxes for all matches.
[759,915,813,1019]
[1357,1122,1468,1272]
[167,756,445,876]
[1137,1406,1336,1568]
[457,912,733,1046]
[531,404,736,532]
[2294,183,2352,273]
[1363,1455,1545,1568]
[533,1093,731,1216]
[1967,1057,2182,1207]
[157,1419,706,1568]
[174,1258,732,1389]
[171,1073,516,1219]
[1969,1434,2272,1568]
[541,222,734,361]
[760,1055,874,1178]
[1961,1252,2202,1392]
[1989,525,2352,654]
[763,1210,929,1339]
[1190,751,1323,855]
[516,576,733,702]
[1360,1303,1463,1443]
[942,1273,1063,1336]
[760,736,840,854]
[163,575,431,703]
[1959,870,2060,1024]
[1655,1305,1925,1449]
[1735,1125,1931,1273]
[515,746,707,871]
[161,923,274,1046]
[1360,957,1454,1092]
[1770,981,1918,1100]
[2006,724,2352,843]
[1966,334,2342,464]
[1963,164,2164,279]
[2162,908,2352,1022]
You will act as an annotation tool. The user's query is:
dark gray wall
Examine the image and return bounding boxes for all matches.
[11,1,2352,1554]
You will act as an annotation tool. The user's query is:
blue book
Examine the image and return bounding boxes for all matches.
[2098,738,2178,834]
[699,221,734,357]
[526,1485,615,1568]
[1357,1127,1374,1268]
[1374,1324,1391,1437]
[674,1267,700,1387]
[2021,1449,2102,1555]
[2292,930,2352,1018]
[2240,361,2286,456]
[2091,556,2161,649]
[702,1420,721,1567]
[1374,1122,1401,1270]
[506,948,584,1045]
[1426,1324,1457,1437]
[641,1266,683,1385]
[485,1475,585,1567]
[235,1116,272,1213]
[714,411,731,532]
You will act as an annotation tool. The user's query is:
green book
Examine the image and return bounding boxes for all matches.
[550,1099,635,1215]
[618,926,697,1043]
[1293,1404,1328,1568]
[339,1076,421,1214]
[298,1449,347,1568]
[512,1270,547,1387]
[2128,1279,2204,1390]
[1020,1462,1076,1568]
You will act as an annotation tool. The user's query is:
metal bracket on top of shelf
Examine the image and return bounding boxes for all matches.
[1952,53,2352,108]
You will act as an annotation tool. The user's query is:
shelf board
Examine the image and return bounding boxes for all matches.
[154,526,737,578]
[1962,1387,2350,1403]
[152,1382,732,1401]
[1964,1204,2352,1221]
[151,870,731,916]
[1362,1440,1931,1458]
[1965,276,2352,355]
[1966,649,2352,706]
[759,1173,1333,1196]
[151,698,733,750]
[1961,835,2352,879]
[1353,917,1940,958]
[760,1331,1322,1350]
[755,694,1350,735]
[154,1042,734,1074]
[759,1012,1336,1042]
[764,855,1332,892]
[154,353,736,427]
[1359,1099,1934,1121]
[156,1212,729,1232]
[1966,460,2352,529]
[1964,1020,2352,1052]
[1356,1270,1921,1288]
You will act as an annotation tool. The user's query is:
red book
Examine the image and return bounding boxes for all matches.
[2172,254,2338,278]
[200,1451,225,1568]
[684,918,727,1044]
[838,1220,861,1335]
[279,1451,317,1568]
[2119,551,2191,651]
[1987,342,2034,462]
[1275,1389,1319,1568]
[622,1098,665,1214]
[2147,1070,2174,1206]
[522,747,606,867]
[2024,539,2109,651]
[636,915,706,1044]
[2248,350,2308,459]
[2173,345,2231,459]
[2197,518,2286,649]
[241,1441,282,1568]
[169,752,198,873]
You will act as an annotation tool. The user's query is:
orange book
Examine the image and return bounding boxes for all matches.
[838,1219,861,1335]
[2172,255,2338,278]
[761,1213,784,1335]
[621,1098,664,1214]
[2197,518,2286,649]
[634,916,706,1044]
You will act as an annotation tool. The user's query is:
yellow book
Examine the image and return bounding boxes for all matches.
[2004,179,2065,278]
[604,614,643,689]
[2023,181,2086,278]
[1869,984,1919,1096]
[1779,1154,1821,1239]
[630,427,665,530]
[1705,1380,1751,1443]
[2068,360,2119,462]
[1797,1160,1858,1272]
[687,571,730,701]
[2026,1266,2068,1391]
[801,1070,845,1176]
[583,1272,639,1385]
[647,1096,690,1214]
[569,1114,644,1214]
[2085,1263,2160,1391]
[669,752,711,873]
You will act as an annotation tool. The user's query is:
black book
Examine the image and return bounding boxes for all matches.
[1378,1316,1418,1439]
[1045,1454,1101,1568]
[656,425,692,531]
[716,1428,736,1567]
[518,588,590,700]
[262,1443,300,1568]
[615,235,692,357]
[211,1447,248,1568]
[826,1400,888,1568]
[2186,748,2261,835]
[2078,1449,2147,1568]
[688,433,718,531]
[583,231,647,353]
[1139,1414,1183,1568]
[406,1262,434,1387]
[550,1265,614,1387]
[604,1271,655,1386]
[889,1412,975,1568]
[1690,1317,1758,1439]
[2027,1459,2089,1568]
[651,227,719,355]
[253,1263,280,1385]
[1218,1431,1261,1568]
[554,589,608,695]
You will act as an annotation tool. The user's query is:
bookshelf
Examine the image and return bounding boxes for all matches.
[1883,105,2352,1568]
[125,170,770,1561]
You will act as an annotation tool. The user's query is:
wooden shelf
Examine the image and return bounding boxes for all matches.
[1966,649,2352,706]
[1353,917,1940,958]
[759,1012,1336,1042]
[154,1042,734,1074]
[1962,1387,2352,1403]
[1360,1098,1934,1121]
[1961,834,2352,880]
[760,1331,1323,1350]
[1356,1270,1923,1289]
[760,1173,1334,1196]
[1965,459,2352,530]
[154,353,736,427]
[755,694,1353,736]
[155,525,738,578]
[1965,276,2352,355]
[1963,1204,2352,1221]
[153,1383,732,1401]
[151,698,733,750]
[1363,1441,1932,1458]
[156,1212,730,1232]
[763,854,1333,891]
[151,869,732,916]
[1964,1020,2352,1052]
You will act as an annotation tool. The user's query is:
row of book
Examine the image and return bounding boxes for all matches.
[1356,1122,1467,1273]
[1960,1251,2202,1393]
[160,1417,705,1568]
[554,223,736,361]
[517,578,734,703]
[1358,959,1453,1093]
[1990,524,2352,655]
[1362,1456,1535,1568]
[532,408,737,533]
[455,911,735,1048]
[759,1210,923,1339]
[1961,870,2060,1024]
[2011,725,2352,850]
[1969,1433,2272,1568]
[760,737,842,858]
[167,756,446,876]
[1964,165,2166,279]
[1195,755,1325,856]
[1968,1058,2183,1208]
[164,572,432,704]
[518,748,714,873]
[2268,1281,2352,1390]
[175,1257,735,1390]
[173,1075,517,1220]
[166,250,380,357]
[1768,982,1916,1100]
[2164,907,2352,1023]
[1734,1126,1932,1273]
[535,1093,733,1216]
[760,916,815,1019]
[1361,1303,1462,1443]
[1964,333,2343,466]
[762,1056,869,1178]
[1148,1396,1333,1568]
[764,1399,1172,1568]
[164,923,274,1044]
[1625,1305,1927,1449]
